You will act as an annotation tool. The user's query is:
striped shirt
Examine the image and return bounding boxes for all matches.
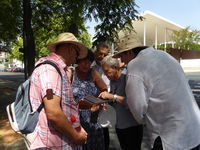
[29,53,80,150]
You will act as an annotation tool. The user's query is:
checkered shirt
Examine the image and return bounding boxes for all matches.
[29,53,80,150]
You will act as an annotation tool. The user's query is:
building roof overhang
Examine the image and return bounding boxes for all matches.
[119,10,185,48]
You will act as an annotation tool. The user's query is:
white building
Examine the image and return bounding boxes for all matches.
[118,10,200,72]
[0,51,23,69]
[119,10,184,49]
[0,51,8,68]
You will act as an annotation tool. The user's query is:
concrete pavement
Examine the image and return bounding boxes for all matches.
[0,72,152,150]
[1,71,199,150]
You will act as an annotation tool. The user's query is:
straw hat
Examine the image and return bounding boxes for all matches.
[47,32,87,59]
[113,34,142,58]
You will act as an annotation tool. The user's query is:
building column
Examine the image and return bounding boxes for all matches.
[155,24,158,49]
[164,28,167,51]
[143,22,146,46]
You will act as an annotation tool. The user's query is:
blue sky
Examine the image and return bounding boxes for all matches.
[86,0,200,38]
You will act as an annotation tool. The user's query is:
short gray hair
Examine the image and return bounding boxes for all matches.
[101,55,119,68]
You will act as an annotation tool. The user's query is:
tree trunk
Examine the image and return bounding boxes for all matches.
[69,23,78,36]
[23,0,35,78]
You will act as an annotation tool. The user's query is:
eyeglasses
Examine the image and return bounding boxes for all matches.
[98,52,108,57]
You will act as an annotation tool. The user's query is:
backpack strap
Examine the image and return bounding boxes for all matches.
[34,60,62,78]
[33,60,63,112]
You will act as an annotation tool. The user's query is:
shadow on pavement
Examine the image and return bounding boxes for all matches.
[0,72,152,150]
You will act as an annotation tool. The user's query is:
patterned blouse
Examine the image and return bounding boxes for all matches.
[72,69,105,150]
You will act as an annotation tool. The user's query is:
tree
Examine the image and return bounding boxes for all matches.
[23,0,35,78]
[31,0,141,44]
[86,0,141,45]
[9,37,23,61]
[1,0,141,77]
[171,27,200,51]
[0,0,22,51]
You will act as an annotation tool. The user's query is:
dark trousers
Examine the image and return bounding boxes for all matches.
[116,125,143,150]
[192,145,200,150]
[151,136,163,150]
[151,136,200,150]
[103,127,110,150]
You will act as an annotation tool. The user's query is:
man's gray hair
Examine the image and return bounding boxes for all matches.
[101,55,119,68]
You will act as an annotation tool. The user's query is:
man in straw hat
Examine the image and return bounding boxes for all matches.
[29,32,88,150]
[114,34,200,150]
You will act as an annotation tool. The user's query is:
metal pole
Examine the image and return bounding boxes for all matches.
[164,28,167,51]
[143,22,146,46]
[155,24,158,49]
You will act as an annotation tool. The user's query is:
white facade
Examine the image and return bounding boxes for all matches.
[0,51,23,69]
[0,52,8,68]
[181,59,200,72]
[119,10,184,50]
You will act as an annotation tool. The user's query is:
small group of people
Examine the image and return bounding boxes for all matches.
[28,32,200,150]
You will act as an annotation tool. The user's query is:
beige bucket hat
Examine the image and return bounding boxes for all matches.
[113,34,142,58]
[47,32,87,59]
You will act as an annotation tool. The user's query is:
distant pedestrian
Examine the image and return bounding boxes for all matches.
[114,34,200,150]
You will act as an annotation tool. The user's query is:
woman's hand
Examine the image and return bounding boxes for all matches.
[78,99,92,109]
[99,92,124,104]
[78,100,101,112]
[98,91,113,99]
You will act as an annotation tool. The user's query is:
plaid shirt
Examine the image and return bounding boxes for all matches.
[29,53,80,150]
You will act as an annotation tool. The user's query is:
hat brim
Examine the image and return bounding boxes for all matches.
[47,41,87,59]
[113,48,132,58]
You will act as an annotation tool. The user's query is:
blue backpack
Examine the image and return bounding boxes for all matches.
[6,61,62,135]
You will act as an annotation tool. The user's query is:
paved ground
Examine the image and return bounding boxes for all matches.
[0,72,26,150]
[186,72,200,107]
[1,71,200,150]
[0,72,151,150]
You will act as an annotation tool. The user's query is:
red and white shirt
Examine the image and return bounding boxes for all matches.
[29,53,80,150]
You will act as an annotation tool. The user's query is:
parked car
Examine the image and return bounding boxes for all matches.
[6,68,12,72]
[0,68,5,72]
[9,67,24,72]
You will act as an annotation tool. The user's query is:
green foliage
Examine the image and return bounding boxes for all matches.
[9,37,23,61]
[86,0,141,45]
[0,0,22,50]
[79,32,92,48]
[157,43,173,50]
[31,0,90,59]
[1,0,140,59]
[171,27,200,51]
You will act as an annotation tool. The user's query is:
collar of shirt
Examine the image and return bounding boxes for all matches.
[91,60,97,67]
[91,61,104,75]
[49,52,67,71]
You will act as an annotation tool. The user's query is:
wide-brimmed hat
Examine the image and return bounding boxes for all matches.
[113,34,142,58]
[47,32,87,59]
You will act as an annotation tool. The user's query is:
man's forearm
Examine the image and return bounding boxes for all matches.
[43,95,86,144]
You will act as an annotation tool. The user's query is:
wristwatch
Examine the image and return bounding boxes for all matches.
[113,94,118,102]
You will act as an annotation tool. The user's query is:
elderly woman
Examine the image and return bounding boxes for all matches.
[99,55,143,150]
[72,50,107,150]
